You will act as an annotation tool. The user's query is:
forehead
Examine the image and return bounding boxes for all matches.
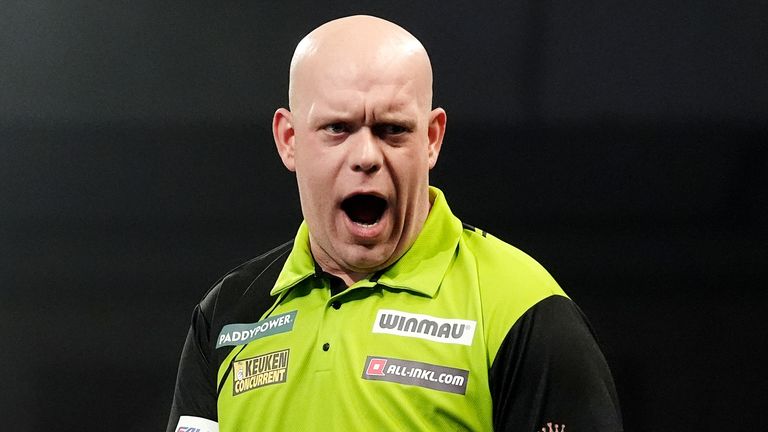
[292,43,432,116]
[303,67,426,121]
[326,67,417,104]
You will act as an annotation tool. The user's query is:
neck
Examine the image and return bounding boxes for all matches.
[311,251,370,287]
[332,270,368,288]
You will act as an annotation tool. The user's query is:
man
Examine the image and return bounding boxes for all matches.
[168,15,622,432]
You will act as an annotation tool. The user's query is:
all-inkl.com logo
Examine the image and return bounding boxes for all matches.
[366,358,388,376]
[362,356,469,394]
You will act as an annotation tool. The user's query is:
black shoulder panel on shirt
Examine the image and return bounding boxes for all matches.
[166,240,293,432]
[205,240,293,368]
[489,295,623,432]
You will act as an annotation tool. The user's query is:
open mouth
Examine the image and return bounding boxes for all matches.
[341,194,388,226]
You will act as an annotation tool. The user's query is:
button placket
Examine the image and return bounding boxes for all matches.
[314,284,344,370]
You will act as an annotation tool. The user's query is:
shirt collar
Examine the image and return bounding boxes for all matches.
[271,186,462,298]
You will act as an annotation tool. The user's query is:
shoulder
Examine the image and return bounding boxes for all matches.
[489,295,623,430]
[459,226,567,360]
[198,240,294,329]
[461,226,565,305]
[461,225,563,298]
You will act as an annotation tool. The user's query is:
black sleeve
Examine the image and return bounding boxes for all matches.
[166,303,218,432]
[489,295,623,432]
[165,241,293,432]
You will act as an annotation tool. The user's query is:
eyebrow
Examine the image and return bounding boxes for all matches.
[373,116,417,131]
[310,111,417,130]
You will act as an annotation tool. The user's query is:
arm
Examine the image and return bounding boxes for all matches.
[166,304,219,432]
[489,295,623,431]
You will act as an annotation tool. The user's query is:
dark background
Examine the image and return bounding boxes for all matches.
[1,1,766,430]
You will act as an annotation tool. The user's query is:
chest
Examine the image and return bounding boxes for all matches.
[216,276,494,431]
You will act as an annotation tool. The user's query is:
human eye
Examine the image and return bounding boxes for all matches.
[373,123,410,137]
[323,123,348,135]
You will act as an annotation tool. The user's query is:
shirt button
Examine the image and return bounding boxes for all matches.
[322,343,330,351]
[331,301,341,310]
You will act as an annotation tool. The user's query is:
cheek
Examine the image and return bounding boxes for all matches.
[295,137,340,172]
[394,148,430,180]
[296,161,337,213]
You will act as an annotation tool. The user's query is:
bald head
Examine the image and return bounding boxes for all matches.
[288,15,434,113]
[272,15,447,283]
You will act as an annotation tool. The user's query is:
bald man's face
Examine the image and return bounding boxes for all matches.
[274,37,446,280]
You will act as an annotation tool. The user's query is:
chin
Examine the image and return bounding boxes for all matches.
[344,246,393,273]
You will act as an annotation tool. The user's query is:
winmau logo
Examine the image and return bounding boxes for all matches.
[372,309,476,346]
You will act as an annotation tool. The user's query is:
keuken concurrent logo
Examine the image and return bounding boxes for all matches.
[232,349,289,396]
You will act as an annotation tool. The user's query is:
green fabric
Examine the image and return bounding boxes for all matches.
[217,187,566,431]
[271,187,461,297]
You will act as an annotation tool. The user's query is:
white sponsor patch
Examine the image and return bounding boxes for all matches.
[175,415,219,432]
[372,309,476,346]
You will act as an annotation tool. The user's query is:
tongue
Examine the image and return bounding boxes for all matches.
[343,195,385,225]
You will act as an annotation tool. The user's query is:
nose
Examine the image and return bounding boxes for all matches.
[349,128,382,174]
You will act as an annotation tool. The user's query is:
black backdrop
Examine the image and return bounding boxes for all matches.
[1,1,766,431]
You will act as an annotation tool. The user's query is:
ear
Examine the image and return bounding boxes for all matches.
[273,108,296,172]
[427,108,447,169]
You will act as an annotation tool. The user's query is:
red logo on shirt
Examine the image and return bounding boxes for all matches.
[540,422,565,432]
[366,358,388,376]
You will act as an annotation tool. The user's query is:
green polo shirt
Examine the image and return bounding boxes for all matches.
[168,187,622,432]
[214,187,566,431]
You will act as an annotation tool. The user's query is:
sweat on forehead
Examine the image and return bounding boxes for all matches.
[288,15,433,112]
